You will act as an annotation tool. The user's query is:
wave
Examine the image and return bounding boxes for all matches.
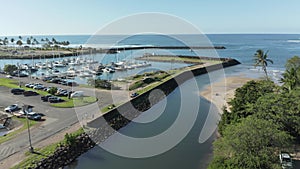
[287,39,300,43]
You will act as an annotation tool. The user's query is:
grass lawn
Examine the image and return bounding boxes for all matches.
[0,78,97,108]
[11,128,84,169]
[100,103,123,113]
[0,78,49,96]
[0,78,21,89]
[51,96,98,108]
[0,117,37,144]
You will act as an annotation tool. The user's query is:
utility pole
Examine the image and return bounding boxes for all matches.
[23,105,34,153]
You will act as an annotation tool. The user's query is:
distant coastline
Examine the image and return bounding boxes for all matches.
[0,46,226,59]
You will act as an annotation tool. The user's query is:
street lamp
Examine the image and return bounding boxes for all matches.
[22,104,34,153]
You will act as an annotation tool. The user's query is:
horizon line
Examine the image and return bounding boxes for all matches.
[1,32,300,37]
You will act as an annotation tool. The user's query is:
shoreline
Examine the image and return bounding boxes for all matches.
[6,59,241,168]
[200,76,255,114]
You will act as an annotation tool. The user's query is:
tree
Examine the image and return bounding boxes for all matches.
[254,49,273,78]
[16,40,23,47]
[3,37,8,45]
[281,67,299,91]
[48,87,58,95]
[282,56,300,91]
[285,56,300,71]
[4,64,18,75]
[254,91,300,141]
[210,117,292,169]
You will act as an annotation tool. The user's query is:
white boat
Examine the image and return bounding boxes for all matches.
[115,61,125,66]
[102,67,115,73]
[115,66,126,71]
[53,61,66,67]
[136,62,152,68]
[66,67,78,75]
[78,71,93,78]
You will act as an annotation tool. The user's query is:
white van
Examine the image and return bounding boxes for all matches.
[71,91,84,98]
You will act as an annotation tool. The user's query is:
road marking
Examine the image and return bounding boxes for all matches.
[0,146,15,160]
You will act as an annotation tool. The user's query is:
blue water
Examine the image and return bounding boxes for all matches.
[2,34,299,168]
[2,34,300,69]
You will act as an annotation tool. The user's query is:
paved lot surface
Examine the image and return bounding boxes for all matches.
[0,75,130,163]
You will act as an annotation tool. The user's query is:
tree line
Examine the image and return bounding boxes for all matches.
[0,36,70,48]
[209,50,300,169]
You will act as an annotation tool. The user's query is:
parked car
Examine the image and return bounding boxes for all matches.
[279,152,293,169]
[42,77,52,82]
[29,84,35,88]
[14,110,26,118]
[41,94,53,102]
[11,88,25,95]
[23,90,39,96]
[130,92,139,98]
[6,75,13,78]
[48,97,64,103]
[50,78,62,84]
[67,81,78,86]
[71,91,84,98]
[25,83,32,88]
[27,113,42,121]
[4,104,18,112]
[33,85,45,90]
[44,87,53,92]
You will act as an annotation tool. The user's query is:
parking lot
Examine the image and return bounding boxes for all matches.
[0,85,81,160]
[0,74,131,161]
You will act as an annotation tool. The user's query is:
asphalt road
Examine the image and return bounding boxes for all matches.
[0,85,80,161]
[0,75,130,162]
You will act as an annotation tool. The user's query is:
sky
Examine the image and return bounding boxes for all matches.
[1,0,300,36]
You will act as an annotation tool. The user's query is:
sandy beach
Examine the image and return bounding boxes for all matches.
[200,76,254,114]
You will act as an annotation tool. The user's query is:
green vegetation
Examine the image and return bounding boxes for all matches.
[3,64,18,75]
[0,78,20,88]
[11,128,84,169]
[210,116,291,169]
[137,55,222,64]
[129,71,170,91]
[0,78,97,108]
[87,79,117,89]
[0,117,37,144]
[209,55,300,169]
[281,56,300,91]
[51,96,97,108]
[253,49,273,78]
[101,104,116,113]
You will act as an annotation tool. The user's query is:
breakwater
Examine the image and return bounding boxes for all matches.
[0,46,225,59]
[29,58,240,169]
[87,58,240,129]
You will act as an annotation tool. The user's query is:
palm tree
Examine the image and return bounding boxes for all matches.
[281,67,299,91]
[26,37,31,46]
[10,38,15,44]
[254,49,273,78]
[3,37,8,46]
[16,40,23,47]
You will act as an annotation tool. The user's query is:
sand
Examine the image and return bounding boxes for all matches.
[200,76,254,114]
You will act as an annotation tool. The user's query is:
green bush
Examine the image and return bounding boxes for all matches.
[64,133,77,146]
[129,81,144,91]
[48,87,57,95]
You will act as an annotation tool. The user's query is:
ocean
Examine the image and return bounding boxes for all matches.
[1,34,299,83]
[2,34,299,68]
[1,34,299,168]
